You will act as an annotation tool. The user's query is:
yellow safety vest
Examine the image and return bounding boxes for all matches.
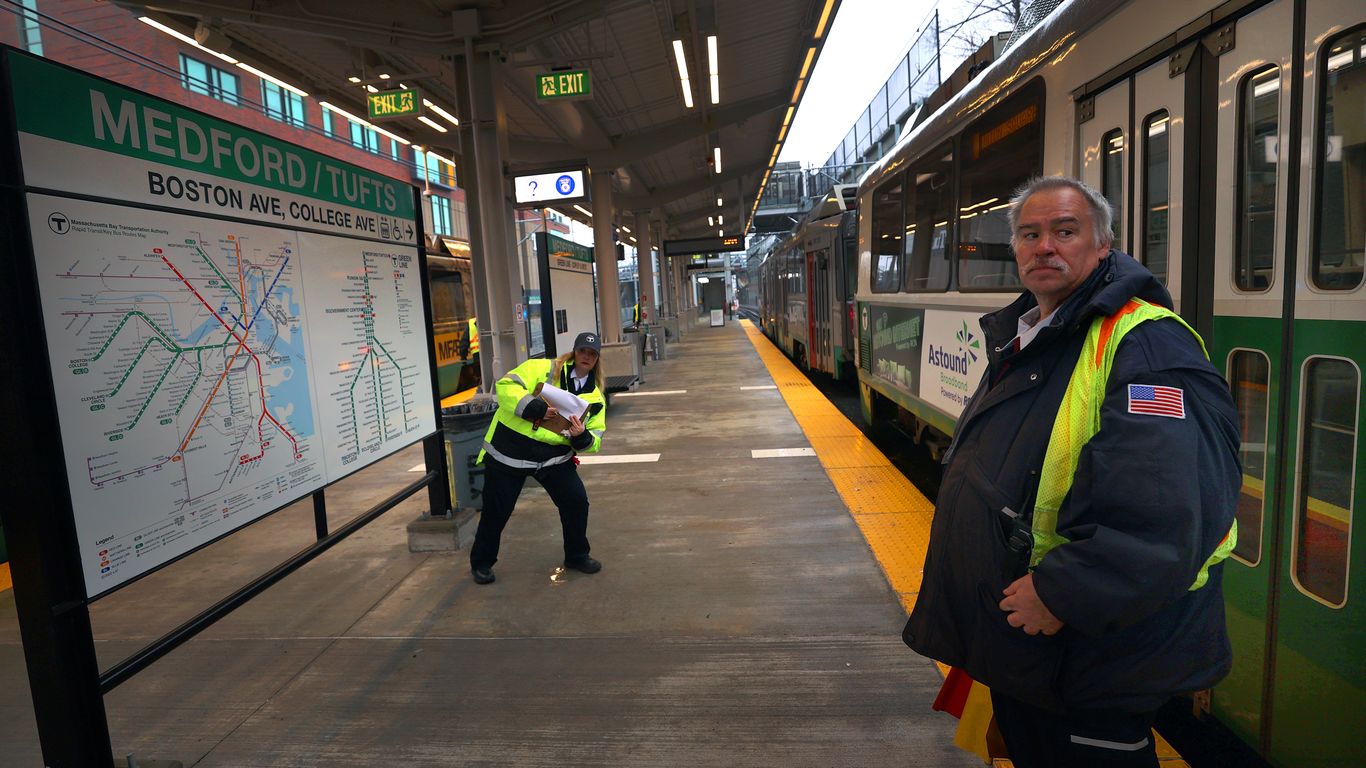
[477,357,606,468]
[1031,298,1236,590]
[467,317,480,356]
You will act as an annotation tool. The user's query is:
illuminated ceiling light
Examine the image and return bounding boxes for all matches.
[713,146,722,174]
[348,76,361,83]
[621,225,632,233]
[718,229,723,237]
[236,61,308,97]
[573,204,594,217]
[718,215,723,225]
[778,122,789,143]
[378,73,391,80]
[783,106,795,127]
[708,216,715,227]
[430,151,456,168]
[799,47,816,81]
[423,99,461,127]
[139,17,238,64]
[366,84,378,93]
[418,116,448,133]
[707,35,720,105]
[814,0,836,39]
[791,79,804,103]
[413,145,425,151]
[716,197,723,207]
[672,39,695,109]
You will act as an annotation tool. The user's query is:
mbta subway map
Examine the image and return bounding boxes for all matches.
[28,194,434,595]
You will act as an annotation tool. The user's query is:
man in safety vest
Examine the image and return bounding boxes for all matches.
[902,177,1240,767]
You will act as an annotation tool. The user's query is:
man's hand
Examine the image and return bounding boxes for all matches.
[999,573,1063,636]
[565,414,585,437]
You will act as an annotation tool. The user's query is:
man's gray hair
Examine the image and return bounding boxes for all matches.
[1008,176,1115,249]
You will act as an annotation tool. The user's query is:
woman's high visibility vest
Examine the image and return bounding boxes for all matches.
[467,317,480,356]
[1031,298,1236,590]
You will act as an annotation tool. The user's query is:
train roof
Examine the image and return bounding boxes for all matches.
[858,0,1126,195]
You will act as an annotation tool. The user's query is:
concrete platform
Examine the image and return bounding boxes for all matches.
[0,320,973,767]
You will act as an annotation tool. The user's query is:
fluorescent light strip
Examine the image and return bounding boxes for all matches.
[236,61,308,97]
[139,17,238,64]
[717,197,724,207]
[791,79,804,103]
[423,99,461,126]
[430,152,456,168]
[799,47,817,80]
[713,146,722,174]
[672,39,695,109]
[707,35,720,104]
[573,204,593,218]
[319,101,410,145]
[365,84,378,93]
[814,0,836,39]
[417,115,448,133]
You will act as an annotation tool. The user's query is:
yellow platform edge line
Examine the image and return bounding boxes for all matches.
[0,562,11,593]
[742,323,1192,768]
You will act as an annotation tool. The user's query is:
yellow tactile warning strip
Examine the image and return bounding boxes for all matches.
[741,321,1190,768]
[0,562,10,593]
[740,320,933,614]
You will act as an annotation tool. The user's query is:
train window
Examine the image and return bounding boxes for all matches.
[1141,110,1170,285]
[1102,129,1124,241]
[1236,66,1281,292]
[903,144,953,292]
[1228,350,1271,566]
[871,174,905,293]
[1312,27,1366,291]
[1293,357,1357,607]
[959,78,1044,291]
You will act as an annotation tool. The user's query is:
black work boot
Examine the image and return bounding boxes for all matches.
[472,567,495,585]
[563,557,602,574]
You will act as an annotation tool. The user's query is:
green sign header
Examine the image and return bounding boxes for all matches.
[367,88,422,120]
[537,70,591,101]
[6,52,415,220]
[546,232,592,263]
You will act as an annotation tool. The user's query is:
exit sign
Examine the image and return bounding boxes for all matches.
[537,70,591,101]
[367,88,422,120]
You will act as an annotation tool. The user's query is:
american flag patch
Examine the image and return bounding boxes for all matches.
[1128,384,1185,419]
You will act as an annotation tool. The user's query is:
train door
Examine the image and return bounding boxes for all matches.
[805,248,820,370]
[1268,4,1365,764]
[1132,57,1186,313]
[1207,0,1293,753]
[1078,80,1130,250]
[1211,1,1366,763]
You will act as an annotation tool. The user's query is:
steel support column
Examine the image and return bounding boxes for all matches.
[633,212,654,324]
[463,39,525,378]
[591,169,622,343]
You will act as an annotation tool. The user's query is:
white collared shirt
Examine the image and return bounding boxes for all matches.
[1007,305,1057,352]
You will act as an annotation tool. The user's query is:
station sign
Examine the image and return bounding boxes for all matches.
[367,87,422,120]
[512,166,590,208]
[663,235,743,256]
[537,69,592,101]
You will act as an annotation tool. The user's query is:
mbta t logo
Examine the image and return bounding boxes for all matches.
[48,211,70,234]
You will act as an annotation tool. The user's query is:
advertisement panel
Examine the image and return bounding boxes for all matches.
[920,310,989,418]
[862,303,925,396]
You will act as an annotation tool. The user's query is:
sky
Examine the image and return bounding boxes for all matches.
[778,0,940,166]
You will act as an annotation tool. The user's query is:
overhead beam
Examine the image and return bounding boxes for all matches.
[616,162,765,212]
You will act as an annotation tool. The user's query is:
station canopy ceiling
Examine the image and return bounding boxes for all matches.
[112,0,841,239]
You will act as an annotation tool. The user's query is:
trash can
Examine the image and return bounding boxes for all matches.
[442,395,497,511]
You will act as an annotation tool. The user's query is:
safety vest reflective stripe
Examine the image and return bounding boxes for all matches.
[468,318,480,355]
[1032,298,1236,590]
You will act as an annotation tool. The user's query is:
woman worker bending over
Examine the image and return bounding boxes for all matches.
[469,331,606,585]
